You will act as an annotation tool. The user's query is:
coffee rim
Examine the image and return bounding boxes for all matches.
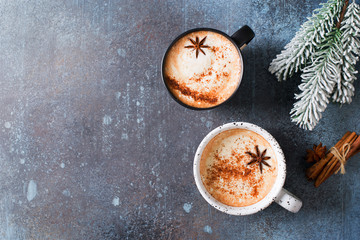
[161,28,244,110]
[193,122,286,216]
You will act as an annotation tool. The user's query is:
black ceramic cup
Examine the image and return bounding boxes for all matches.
[161,25,255,110]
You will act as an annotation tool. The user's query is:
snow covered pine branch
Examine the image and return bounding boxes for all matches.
[269,0,360,130]
[269,0,344,81]
[333,2,360,104]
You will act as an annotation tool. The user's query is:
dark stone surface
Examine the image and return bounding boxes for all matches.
[0,0,359,239]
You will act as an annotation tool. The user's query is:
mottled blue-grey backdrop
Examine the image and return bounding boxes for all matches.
[0,0,359,239]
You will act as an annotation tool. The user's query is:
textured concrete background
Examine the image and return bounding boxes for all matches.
[0,0,359,239]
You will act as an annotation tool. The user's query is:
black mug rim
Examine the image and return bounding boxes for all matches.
[161,27,244,111]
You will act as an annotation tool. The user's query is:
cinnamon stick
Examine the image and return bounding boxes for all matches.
[314,158,339,187]
[314,132,358,187]
[348,135,360,159]
[326,132,357,173]
[315,132,357,187]
[306,131,350,180]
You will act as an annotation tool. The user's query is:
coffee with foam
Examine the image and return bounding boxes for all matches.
[163,30,242,108]
[200,129,278,207]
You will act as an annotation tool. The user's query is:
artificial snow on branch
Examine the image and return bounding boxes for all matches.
[269,0,360,130]
[269,0,344,81]
[332,2,360,104]
[291,29,342,130]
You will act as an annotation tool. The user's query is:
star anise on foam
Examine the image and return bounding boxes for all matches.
[306,143,327,163]
[184,36,210,58]
[246,145,271,174]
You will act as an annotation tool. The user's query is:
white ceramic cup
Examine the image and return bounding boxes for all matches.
[193,122,302,215]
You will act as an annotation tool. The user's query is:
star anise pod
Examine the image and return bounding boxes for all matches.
[184,36,210,58]
[246,145,271,174]
[306,143,327,163]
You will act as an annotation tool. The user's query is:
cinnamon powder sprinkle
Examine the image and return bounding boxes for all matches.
[190,67,214,83]
[204,152,262,198]
[166,76,218,104]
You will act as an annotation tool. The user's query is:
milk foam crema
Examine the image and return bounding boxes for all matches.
[163,30,242,108]
[200,129,278,207]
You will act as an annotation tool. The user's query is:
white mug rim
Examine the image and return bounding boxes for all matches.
[193,122,286,215]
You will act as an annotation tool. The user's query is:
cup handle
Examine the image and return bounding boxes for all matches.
[231,25,255,50]
[274,188,302,213]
